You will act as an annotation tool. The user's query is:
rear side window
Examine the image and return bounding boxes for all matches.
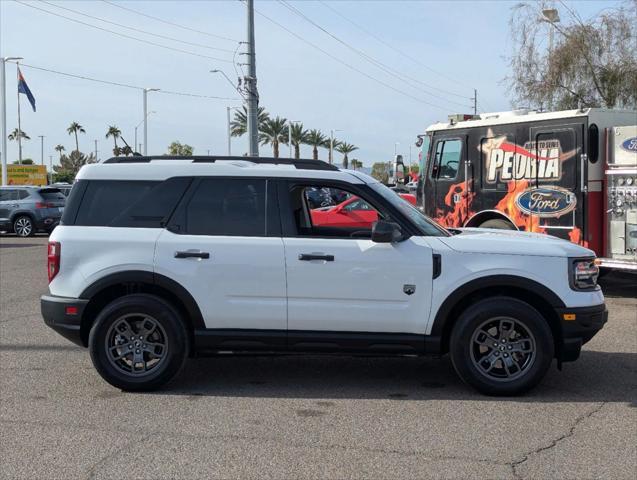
[17,190,30,199]
[185,178,266,236]
[38,189,65,201]
[74,181,157,226]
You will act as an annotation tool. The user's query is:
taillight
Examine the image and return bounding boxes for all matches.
[48,241,60,283]
[36,202,55,209]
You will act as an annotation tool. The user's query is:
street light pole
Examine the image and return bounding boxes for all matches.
[245,0,259,156]
[143,88,159,155]
[1,56,22,185]
[38,135,44,166]
[227,106,232,155]
[48,155,53,184]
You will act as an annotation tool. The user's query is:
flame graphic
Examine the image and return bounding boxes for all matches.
[434,181,476,227]
[568,228,589,247]
[494,180,546,234]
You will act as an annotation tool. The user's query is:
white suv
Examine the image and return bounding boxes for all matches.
[41,156,607,395]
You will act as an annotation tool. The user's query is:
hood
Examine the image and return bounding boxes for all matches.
[439,227,595,258]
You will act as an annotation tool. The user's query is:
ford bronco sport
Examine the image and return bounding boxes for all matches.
[41,156,607,395]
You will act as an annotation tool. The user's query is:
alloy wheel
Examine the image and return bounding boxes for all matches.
[469,316,537,382]
[14,217,33,237]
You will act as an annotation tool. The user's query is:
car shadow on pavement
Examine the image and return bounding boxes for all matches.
[161,350,636,405]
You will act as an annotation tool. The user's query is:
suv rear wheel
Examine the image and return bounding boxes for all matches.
[450,297,554,396]
[88,294,188,391]
[13,215,34,237]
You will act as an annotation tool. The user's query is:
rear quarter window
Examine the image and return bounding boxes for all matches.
[38,189,66,201]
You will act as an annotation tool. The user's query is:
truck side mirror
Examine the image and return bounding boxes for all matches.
[371,220,403,243]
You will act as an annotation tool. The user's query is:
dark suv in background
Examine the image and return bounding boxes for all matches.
[0,186,66,237]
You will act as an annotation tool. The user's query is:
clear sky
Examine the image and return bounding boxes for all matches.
[0,0,620,167]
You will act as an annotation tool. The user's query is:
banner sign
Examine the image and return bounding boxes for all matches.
[7,165,48,186]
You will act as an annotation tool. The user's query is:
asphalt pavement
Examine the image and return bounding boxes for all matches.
[1,235,635,479]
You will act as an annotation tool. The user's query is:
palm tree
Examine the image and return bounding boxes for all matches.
[67,122,86,152]
[336,142,358,169]
[120,145,133,156]
[54,144,65,160]
[259,117,288,158]
[105,126,122,155]
[306,129,328,160]
[230,106,270,137]
[7,128,30,142]
[289,123,309,159]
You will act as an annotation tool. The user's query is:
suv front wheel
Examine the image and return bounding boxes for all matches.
[89,294,188,391]
[13,215,34,237]
[450,297,554,396]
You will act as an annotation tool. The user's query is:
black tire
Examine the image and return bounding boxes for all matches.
[88,294,188,391]
[450,297,554,396]
[479,218,516,230]
[13,215,35,237]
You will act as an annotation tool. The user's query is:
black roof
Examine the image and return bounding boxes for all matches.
[102,155,339,171]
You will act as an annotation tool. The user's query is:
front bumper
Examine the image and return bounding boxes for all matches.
[41,295,88,347]
[556,303,607,362]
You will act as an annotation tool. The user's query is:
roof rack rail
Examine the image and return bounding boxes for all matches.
[102,155,340,171]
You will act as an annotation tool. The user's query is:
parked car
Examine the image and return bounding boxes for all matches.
[0,186,66,236]
[41,156,606,396]
[50,182,73,197]
[311,193,416,229]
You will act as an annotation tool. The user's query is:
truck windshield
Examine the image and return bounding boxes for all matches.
[369,182,449,237]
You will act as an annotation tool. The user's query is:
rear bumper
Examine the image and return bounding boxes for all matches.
[557,303,607,362]
[41,295,88,347]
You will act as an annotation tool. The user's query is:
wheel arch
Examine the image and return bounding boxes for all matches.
[79,271,204,349]
[430,275,565,356]
[464,210,518,229]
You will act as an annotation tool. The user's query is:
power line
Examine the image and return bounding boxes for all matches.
[251,4,449,110]
[11,62,239,101]
[15,1,234,64]
[277,1,472,109]
[101,0,239,43]
[318,0,473,97]
[40,0,237,54]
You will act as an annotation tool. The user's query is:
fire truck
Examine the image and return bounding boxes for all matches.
[415,108,637,271]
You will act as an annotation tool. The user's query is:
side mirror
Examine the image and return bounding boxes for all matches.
[371,220,403,243]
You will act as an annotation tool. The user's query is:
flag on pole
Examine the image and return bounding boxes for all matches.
[18,68,36,112]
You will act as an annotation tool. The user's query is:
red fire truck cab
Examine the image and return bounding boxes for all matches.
[416,108,637,271]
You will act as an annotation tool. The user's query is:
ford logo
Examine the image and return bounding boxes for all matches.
[515,186,577,218]
[621,136,637,152]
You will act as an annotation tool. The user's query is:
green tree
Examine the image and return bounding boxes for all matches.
[350,159,363,170]
[371,162,390,184]
[289,122,309,159]
[120,145,133,156]
[7,128,30,142]
[506,0,637,109]
[105,125,122,156]
[230,106,270,137]
[12,158,34,165]
[306,129,328,160]
[54,144,65,160]
[336,142,358,169]
[167,141,194,156]
[53,150,96,181]
[66,122,86,152]
[259,117,288,158]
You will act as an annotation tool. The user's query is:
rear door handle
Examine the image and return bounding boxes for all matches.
[298,253,334,262]
[175,250,210,259]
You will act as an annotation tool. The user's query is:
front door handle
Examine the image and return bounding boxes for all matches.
[299,253,334,262]
[175,250,210,259]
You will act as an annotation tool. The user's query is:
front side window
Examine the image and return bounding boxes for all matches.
[0,189,17,201]
[291,185,384,238]
[418,135,432,180]
[431,139,462,179]
[185,178,266,236]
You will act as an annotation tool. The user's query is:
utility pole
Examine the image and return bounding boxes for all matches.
[94,139,98,161]
[48,155,52,184]
[472,89,477,115]
[245,0,259,156]
[143,88,159,155]
[227,106,232,155]
[38,135,44,165]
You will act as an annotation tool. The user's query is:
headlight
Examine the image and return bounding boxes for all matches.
[570,258,600,291]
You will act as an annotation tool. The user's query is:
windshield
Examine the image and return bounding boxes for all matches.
[369,182,449,237]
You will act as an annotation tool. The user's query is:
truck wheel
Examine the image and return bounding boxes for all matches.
[479,219,516,230]
[450,297,554,396]
[88,294,188,391]
[13,215,35,237]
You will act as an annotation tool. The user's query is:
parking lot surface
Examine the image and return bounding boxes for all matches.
[1,235,635,479]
